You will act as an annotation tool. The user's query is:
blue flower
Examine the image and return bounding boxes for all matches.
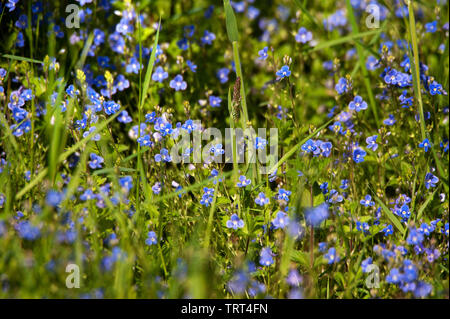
[324,247,339,264]
[361,257,373,273]
[395,204,411,222]
[295,27,312,43]
[145,231,158,246]
[89,153,104,169]
[258,47,269,60]
[0,194,5,208]
[340,179,349,190]
[320,141,332,157]
[16,221,40,240]
[237,175,251,188]
[227,271,249,295]
[118,110,132,123]
[277,188,291,202]
[418,138,431,152]
[80,189,95,201]
[155,148,172,163]
[352,148,366,163]
[329,121,343,134]
[119,176,133,193]
[137,135,153,147]
[360,195,375,207]
[6,0,19,12]
[226,214,244,230]
[184,25,195,37]
[209,95,222,107]
[276,65,291,79]
[155,117,173,136]
[255,192,269,206]
[152,66,168,82]
[407,228,424,245]
[247,6,260,20]
[366,55,380,71]
[176,37,189,50]
[217,68,230,84]
[383,224,394,236]
[440,139,449,153]
[46,190,63,207]
[318,242,328,252]
[259,247,274,267]
[15,14,28,29]
[424,172,439,189]
[356,221,370,234]
[384,68,399,85]
[400,57,411,72]
[301,139,317,153]
[125,57,142,74]
[181,119,197,133]
[425,21,437,33]
[200,187,214,207]
[366,135,378,151]
[170,74,187,91]
[286,269,303,287]
[383,114,396,126]
[413,281,432,298]
[335,77,350,95]
[116,17,133,35]
[145,111,156,123]
[305,203,329,228]
[152,182,162,195]
[255,137,267,150]
[429,81,443,95]
[348,95,368,112]
[104,101,120,115]
[201,30,216,45]
[328,189,343,204]
[210,144,225,157]
[186,60,197,72]
[272,211,289,230]
[386,268,401,284]
[319,182,328,194]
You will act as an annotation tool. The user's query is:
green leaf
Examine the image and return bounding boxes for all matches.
[1,54,44,64]
[309,29,383,53]
[373,195,406,235]
[223,0,239,42]
[292,0,320,29]
[416,189,437,221]
[140,19,161,109]
[267,119,333,175]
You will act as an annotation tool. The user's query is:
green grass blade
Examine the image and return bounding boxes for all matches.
[345,0,380,127]
[223,0,239,42]
[374,195,406,235]
[140,20,161,109]
[309,29,383,53]
[293,0,320,29]
[1,54,43,64]
[16,111,121,199]
[267,118,333,175]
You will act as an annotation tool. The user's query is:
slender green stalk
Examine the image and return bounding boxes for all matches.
[204,181,219,250]
[232,42,249,127]
[345,0,380,127]
[406,0,426,141]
